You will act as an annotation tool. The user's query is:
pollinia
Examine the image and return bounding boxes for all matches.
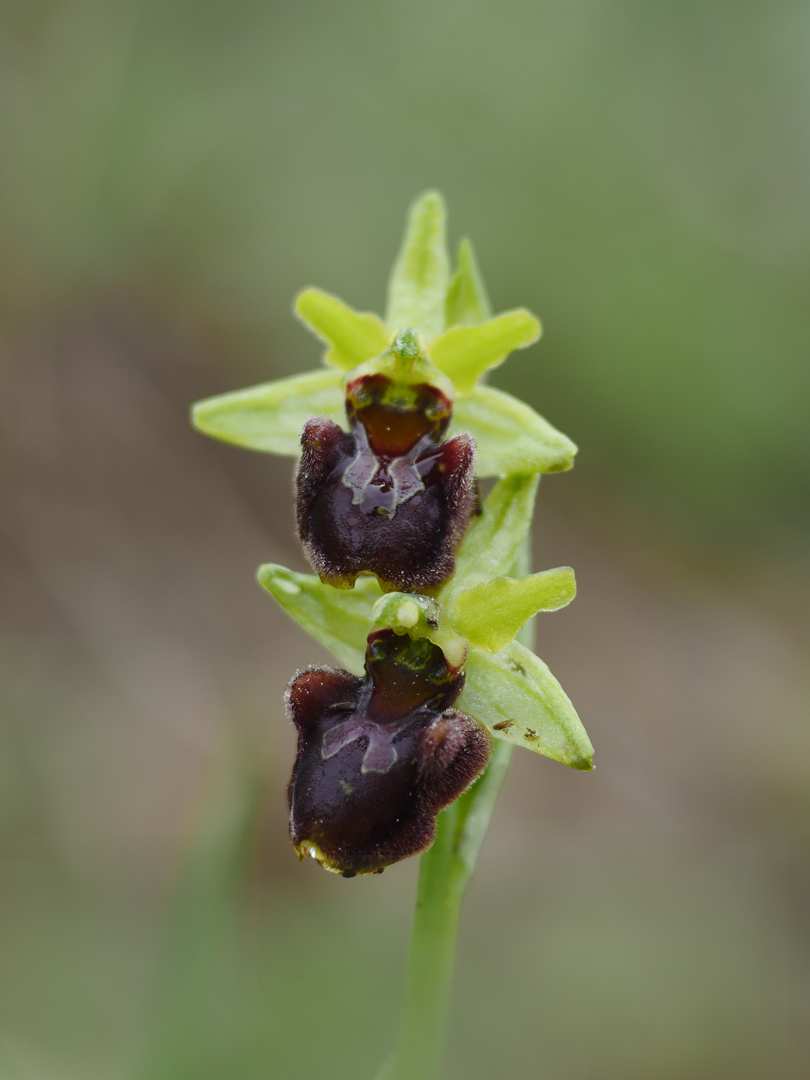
[192,192,593,878]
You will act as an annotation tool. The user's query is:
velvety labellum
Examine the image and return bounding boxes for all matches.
[296,373,477,592]
[286,629,491,876]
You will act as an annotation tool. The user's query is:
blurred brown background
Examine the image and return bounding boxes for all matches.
[1,2,809,1078]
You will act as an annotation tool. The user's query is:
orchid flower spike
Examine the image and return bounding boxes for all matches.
[191,192,593,875]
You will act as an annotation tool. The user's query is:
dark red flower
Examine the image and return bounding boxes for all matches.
[296,372,477,592]
[286,629,491,876]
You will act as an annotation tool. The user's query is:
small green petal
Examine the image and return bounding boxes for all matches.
[451,384,577,476]
[257,564,380,673]
[294,289,390,372]
[428,309,541,396]
[385,191,450,343]
[444,238,492,328]
[444,474,539,600]
[451,567,576,653]
[458,640,594,770]
[191,369,344,456]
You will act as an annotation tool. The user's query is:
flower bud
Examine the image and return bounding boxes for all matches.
[286,629,491,876]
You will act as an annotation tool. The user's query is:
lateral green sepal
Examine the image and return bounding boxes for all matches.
[257,564,379,674]
[444,238,492,328]
[451,567,576,653]
[451,384,577,476]
[191,369,344,455]
[294,288,391,372]
[429,309,541,395]
[458,640,594,770]
[385,191,450,342]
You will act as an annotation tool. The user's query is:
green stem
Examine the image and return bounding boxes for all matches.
[385,743,513,1080]
[389,802,463,1080]
[380,540,532,1080]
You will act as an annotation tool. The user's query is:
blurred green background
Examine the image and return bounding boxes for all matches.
[1,1,809,1077]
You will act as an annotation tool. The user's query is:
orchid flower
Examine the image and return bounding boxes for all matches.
[191,192,577,479]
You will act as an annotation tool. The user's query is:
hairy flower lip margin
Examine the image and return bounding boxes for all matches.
[285,630,492,876]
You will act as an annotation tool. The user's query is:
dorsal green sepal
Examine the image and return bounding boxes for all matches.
[385,191,450,342]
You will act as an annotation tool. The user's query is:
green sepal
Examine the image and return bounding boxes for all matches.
[429,309,541,396]
[458,640,593,770]
[257,564,379,674]
[294,288,390,372]
[190,369,344,455]
[451,567,576,653]
[385,191,449,343]
[444,238,492,328]
[444,474,539,599]
[450,384,577,476]
[190,367,575,474]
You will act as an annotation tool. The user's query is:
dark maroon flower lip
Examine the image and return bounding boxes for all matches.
[296,372,477,593]
[286,629,491,876]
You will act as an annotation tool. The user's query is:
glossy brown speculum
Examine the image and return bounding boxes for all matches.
[286,630,491,876]
[344,374,453,457]
[296,373,477,593]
